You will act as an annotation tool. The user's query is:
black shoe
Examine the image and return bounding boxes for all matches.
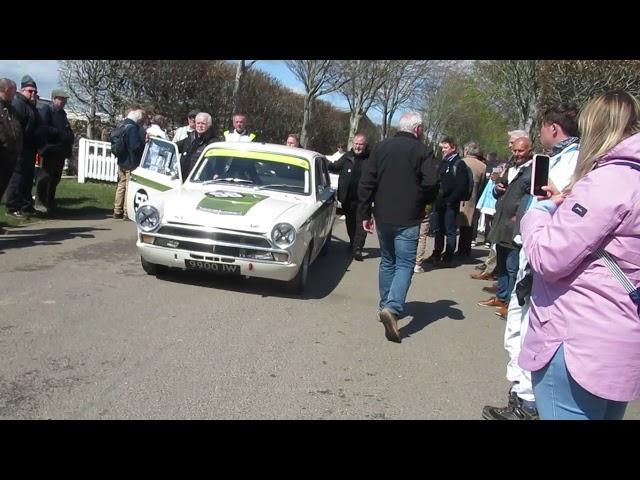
[21,205,37,215]
[482,403,539,420]
[113,212,124,219]
[352,249,363,261]
[8,210,25,218]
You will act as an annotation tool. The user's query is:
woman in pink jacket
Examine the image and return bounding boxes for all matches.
[519,90,640,420]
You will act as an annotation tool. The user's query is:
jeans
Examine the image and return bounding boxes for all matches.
[532,344,628,420]
[376,221,420,316]
[5,150,36,212]
[496,245,519,302]
[432,202,459,258]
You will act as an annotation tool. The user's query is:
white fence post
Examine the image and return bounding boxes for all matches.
[77,138,118,184]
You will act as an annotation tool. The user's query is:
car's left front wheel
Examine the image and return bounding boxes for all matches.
[284,247,310,295]
[141,256,167,276]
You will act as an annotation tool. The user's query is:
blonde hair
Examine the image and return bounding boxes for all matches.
[567,90,640,192]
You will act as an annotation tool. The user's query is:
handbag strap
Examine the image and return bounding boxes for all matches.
[596,247,640,310]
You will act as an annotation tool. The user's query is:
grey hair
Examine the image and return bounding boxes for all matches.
[127,109,146,123]
[196,112,212,127]
[464,141,480,156]
[507,129,529,140]
[398,112,423,133]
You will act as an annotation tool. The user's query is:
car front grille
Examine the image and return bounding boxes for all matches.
[157,226,271,248]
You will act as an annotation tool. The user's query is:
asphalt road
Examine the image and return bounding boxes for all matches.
[1,216,638,420]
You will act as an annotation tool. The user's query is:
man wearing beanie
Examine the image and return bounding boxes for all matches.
[5,75,45,217]
[36,88,74,214]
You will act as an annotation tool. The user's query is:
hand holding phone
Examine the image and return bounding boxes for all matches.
[531,154,550,196]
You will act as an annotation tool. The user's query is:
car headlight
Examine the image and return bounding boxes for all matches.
[271,223,296,248]
[136,205,161,232]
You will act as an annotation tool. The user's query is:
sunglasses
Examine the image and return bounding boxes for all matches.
[25,88,37,94]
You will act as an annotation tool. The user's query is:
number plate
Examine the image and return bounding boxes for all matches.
[185,259,240,275]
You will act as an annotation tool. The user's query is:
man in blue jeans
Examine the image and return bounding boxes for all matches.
[359,112,439,343]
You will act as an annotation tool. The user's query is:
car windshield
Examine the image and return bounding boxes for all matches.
[190,153,310,194]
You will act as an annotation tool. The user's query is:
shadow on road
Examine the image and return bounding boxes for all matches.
[0,226,110,252]
[399,299,465,340]
[156,236,353,300]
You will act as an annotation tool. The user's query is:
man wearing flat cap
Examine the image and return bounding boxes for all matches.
[36,88,74,213]
[5,75,44,217]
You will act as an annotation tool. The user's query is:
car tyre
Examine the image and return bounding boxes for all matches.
[285,247,310,295]
[141,256,167,276]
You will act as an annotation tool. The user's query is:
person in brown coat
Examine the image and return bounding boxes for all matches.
[457,141,486,258]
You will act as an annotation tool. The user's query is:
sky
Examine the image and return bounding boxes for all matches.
[0,59,384,124]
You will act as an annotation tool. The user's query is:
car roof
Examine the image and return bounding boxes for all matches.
[202,142,323,162]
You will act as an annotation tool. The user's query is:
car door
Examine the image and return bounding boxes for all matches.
[312,156,335,257]
[126,137,182,220]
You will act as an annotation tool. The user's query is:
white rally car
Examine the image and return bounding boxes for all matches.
[127,139,336,294]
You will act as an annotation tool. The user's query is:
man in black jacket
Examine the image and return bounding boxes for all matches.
[36,89,74,213]
[177,112,218,180]
[0,79,22,232]
[5,75,45,217]
[427,137,469,266]
[328,132,369,261]
[359,112,439,343]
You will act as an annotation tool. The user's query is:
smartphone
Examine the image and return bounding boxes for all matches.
[531,154,550,196]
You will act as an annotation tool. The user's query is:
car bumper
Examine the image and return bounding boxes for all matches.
[137,242,301,281]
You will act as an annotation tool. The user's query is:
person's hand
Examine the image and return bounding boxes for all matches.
[539,184,566,206]
[490,172,500,181]
[495,183,506,193]
[145,133,150,143]
[362,218,375,234]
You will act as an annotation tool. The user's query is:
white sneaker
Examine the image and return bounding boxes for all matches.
[414,264,425,274]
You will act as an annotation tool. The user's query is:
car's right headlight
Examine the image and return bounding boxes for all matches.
[271,223,296,249]
[136,205,161,232]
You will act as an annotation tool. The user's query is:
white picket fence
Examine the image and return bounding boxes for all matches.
[77,138,119,183]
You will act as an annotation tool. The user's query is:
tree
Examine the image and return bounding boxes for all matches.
[474,60,541,139]
[232,60,258,116]
[335,60,391,148]
[59,60,130,138]
[284,60,346,148]
[373,60,431,140]
[538,60,640,108]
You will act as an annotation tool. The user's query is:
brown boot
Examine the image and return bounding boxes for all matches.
[378,308,401,343]
[478,297,506,308]
[470,271,494,280]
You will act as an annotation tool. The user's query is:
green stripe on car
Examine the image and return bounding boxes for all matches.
[197,193,268,215]
[131,174,172,192]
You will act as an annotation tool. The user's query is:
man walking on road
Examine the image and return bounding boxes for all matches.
[359,112,439,343]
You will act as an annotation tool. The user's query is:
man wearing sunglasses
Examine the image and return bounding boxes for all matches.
[5,75,44,217]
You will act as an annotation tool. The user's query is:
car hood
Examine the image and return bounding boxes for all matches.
[161,188,303,233]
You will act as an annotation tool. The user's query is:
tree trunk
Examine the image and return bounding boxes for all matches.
[301,94,313,148]
[87,102,96,139]
[347,112,363,149]
[380,103,389,141]
[232,60,244,115]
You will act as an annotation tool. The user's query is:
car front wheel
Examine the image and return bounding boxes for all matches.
[285,247,310,295]
[141,256,166,276]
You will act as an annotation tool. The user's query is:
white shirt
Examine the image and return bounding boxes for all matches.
[146,124,168,140]
[223,130,255,142]
[172,125,194,143]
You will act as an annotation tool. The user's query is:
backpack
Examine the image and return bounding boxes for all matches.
[453,157,474,202]
[109,123,133,158]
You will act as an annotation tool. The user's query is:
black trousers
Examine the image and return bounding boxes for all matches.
[343,200,366,252]
[0,154,16,203]
[36,153,65,209]
[5,150,36,212]
[458,226,473,256]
